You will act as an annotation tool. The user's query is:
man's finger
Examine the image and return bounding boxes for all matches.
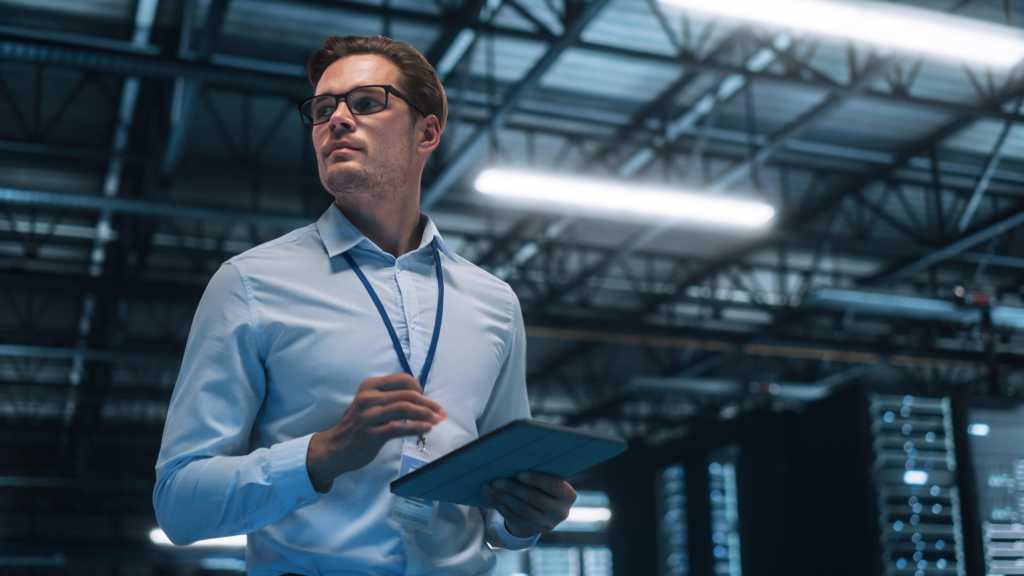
[494,478,561,513]
[369,419,432,439]
[490,486,551,529]
[486,489,544,535]
[516,472,575,502]
[361,373,420,392]
[364,401,443,425]
[367,389,446,416]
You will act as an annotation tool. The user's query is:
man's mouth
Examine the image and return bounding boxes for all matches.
[326,145,363,161]
[324,140,361,158]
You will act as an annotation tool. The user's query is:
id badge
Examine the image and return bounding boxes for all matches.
[389,438,437,531]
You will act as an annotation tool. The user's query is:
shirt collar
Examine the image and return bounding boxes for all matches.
[315,203,453,260]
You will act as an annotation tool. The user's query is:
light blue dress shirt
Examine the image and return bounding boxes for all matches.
[153,204,538,575]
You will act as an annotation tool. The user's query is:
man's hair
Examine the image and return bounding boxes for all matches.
[307,35,447,132]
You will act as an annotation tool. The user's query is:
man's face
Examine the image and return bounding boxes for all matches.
[312,54,423,203]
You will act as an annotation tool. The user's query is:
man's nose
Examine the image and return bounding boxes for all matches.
[328,101,356,133]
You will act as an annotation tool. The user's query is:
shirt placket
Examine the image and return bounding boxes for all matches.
[393,256,424,377]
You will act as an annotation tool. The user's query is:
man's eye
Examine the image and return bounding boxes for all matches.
[351,96,383,113]
[313,102,335,120]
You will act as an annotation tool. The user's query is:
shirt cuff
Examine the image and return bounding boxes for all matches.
[489,509,541,550]
[268,432,319,509]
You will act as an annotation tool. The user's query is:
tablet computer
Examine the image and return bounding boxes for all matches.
[390,418,627,507]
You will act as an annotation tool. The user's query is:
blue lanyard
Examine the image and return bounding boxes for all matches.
[342,238,444,390]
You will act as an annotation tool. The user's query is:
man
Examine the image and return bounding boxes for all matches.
[153,36,577,575]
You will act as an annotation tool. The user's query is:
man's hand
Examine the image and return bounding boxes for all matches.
[484,472,577,538]
[306,374,446,493]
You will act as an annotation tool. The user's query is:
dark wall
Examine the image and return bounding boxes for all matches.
[605,443,660,576]
[736,409,793,575]
[782,385,880,576]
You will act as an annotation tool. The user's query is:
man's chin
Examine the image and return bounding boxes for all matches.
[326,159,360,171]
[324,169,372,196]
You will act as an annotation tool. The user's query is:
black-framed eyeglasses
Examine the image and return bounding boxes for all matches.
[297,84,425,126]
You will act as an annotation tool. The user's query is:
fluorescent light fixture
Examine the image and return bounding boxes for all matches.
[660,0,1024,68]
[475,168,774,228]
[199,558,246,572]
[567,506,613,523]
[555,506,613,532]
[903,470,929,486]
[148,528,246,548]
[968,423,991,437]
[554,491,613,532]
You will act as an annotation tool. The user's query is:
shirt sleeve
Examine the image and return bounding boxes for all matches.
[478,289,540,549]
[152,262,318,545]
[476,288,531,435]
[486,508,542,550]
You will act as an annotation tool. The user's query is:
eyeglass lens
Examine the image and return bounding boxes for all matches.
[307,86,388,123]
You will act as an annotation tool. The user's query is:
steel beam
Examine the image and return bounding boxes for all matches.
[0,186,309,227]
[865,201,1024,285]
[956,93,1024,232]
[618,33,801,179]
[160,0,231,178]
[426,0,494,80]
[0,29,308,98]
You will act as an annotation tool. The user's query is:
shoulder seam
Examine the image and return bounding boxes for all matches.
[446,251,515,293]
[500,281,518,366]
[229,224,314,263]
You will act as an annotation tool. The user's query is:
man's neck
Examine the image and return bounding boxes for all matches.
[335,200,424,258]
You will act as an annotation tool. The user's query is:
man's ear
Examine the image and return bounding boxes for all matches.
[418,115,442,154]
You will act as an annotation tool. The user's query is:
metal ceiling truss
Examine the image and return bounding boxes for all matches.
[535,32,1024,427]
[479,25,1024,294]
[522,1,1013,315]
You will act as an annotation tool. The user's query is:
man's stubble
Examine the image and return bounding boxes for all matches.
[323,133,417,209]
